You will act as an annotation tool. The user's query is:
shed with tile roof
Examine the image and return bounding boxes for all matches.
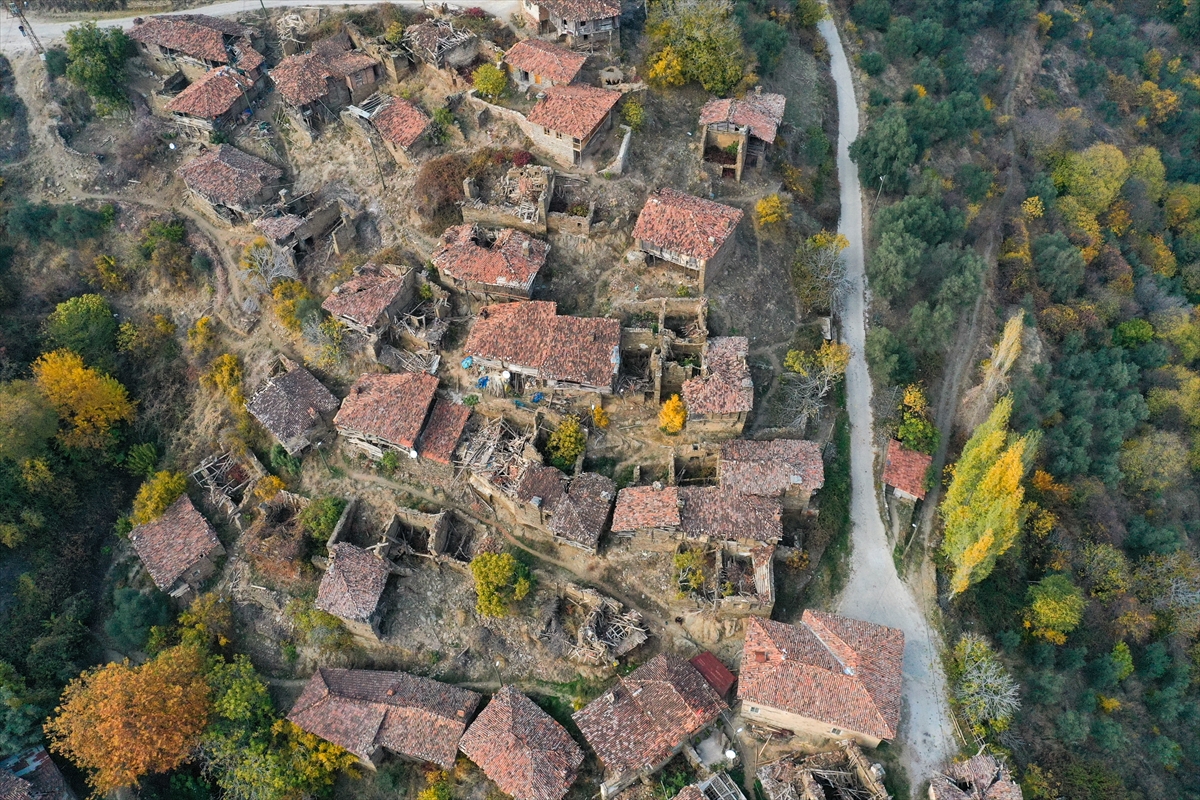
[129,494,225,598]
[632,189,743,292]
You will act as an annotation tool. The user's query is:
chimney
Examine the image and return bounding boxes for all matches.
[755,85,762,95]
[754,650,767,663]
[521,239,531,257]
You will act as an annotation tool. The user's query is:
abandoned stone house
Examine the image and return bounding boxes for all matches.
[718,439,825,511]
[321,263,417,336]
[927,755,1023,800]
[521,0,621,43]
[573,653,728,799]
[461,164,556,234]
[128,494,226,599]
[681,337,755,437]
[881,439,932,503]
[503,38,588,90]
[271,32,381,122]
[128,14,264,81]
[463,301,622,394]
[737,612,904,750]
[370,96,432,165]
[758,742,891,800]
[459,686,585,800]
[287,668,481,769]
[177,144,283,225]
[618,296,708,404]
[334,372,471,466]
[254,199,351,262]
[245,359,340,455]
[0,745,77,800]
[432,224,550,308]
[698,89,787,181]
[163,66,258,131]
[525,85,622,167]
[632,188,743,292]
[314,541,392,640]
[403,20,479,70]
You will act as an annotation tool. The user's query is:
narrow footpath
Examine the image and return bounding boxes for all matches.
[816,15,959,788]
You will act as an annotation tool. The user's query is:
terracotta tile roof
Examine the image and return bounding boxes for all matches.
[611,484,681,532]
[271,53,333,107]
[689,651,736,696]
[129,14,248,63]
[632,188,743,261]
[315,542,390,623]
[312,35,378,79]
[334,372,438,450]
[459,686,584,800]
[166,67,252,119]
[129,494,224,591]
[504,39,587,85]
[527,85,621,140]
[433,225,549,294]
[247,363,339,451]
[698,92,786,142]
[464,302,620,389]
[515,463,568,510]
[881,440,932,500]
[573,654,727,777]
[673,787,706,800]
[541,0,620,21]
[738,612,904,742]
[255,214,305,241]
[682,337,754,416]
[288,668,481,767]
[232,37,264,72]
[548,471,615,550]
[678,486,781,543]
[178,144,282,210]
[720,439,824,496]
[322,266,410,327]
[0,747,71,800]
[373,97,432,149]
[417,399,471,464]
[0,771,39,800]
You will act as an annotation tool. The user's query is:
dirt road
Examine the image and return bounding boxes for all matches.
[0,0,520,52]
[817,15,959,788]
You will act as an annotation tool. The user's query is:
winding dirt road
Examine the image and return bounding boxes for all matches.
[817,15,959,788]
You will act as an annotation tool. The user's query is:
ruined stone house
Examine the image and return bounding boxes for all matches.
[432,224,550,309]
[403,20,479,70]
[521,0,621,43]
[503,38,588,90]
[370,96,433,165]
[928,755,1022,800]
[334,372,471,464]
[177,144,283,225]
[632,189,743,292]
[698,89,786,181]
[573,653,728,799]
[254,199,351,261]
[321,263,417,337]
[617,296,708,404]
[271,31,381,122]
[163,66,258,132]
[718,438,825,511]
[738,612,904,750]
[681,337,755,437]
[314,541,392,640]
[246,358,340,455]
[128,14,264,81]
[287,668,481,769]
[461,164,555,234]
[128,494,226,599]
[758,742,892,800]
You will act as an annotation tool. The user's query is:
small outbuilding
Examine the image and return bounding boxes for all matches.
[503,38,587,90]
[129,494,226,599]
[632,189,743,291]
[882,439,933,502]
[371,96,433,165]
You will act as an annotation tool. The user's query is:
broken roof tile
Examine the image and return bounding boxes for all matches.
[334,372,438,451]
[270,52,333,107]
[527,85,621,140]
[611,484,681,532]
[417,399,471,465]
[503,38,587,85]
[720,439,824,497]
[178,144,282,210]
[247,363,339,453]
[129,14,250,63]
[632,188,743,262]
[682,337,754,416]
[322,265,411,328]
[315,542,390,623]
[541,0,620,21]
[129,494,224,591]
[698,92,786,143]
[677,486,781,543]
[373,96,432,149]
[433,225,549,294]
[548,471,615,551]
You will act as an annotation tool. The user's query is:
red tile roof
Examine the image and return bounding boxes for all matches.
[270,52,332,107]
[0,771,39,800]
[682,337,754,416]
[541,0,620,21]
[515,462,568,510]
[166,67,252,119]
[738,612,904,742]
[129,14,249,63]
[459,686,584,800]
[677,486,781,543]
[178,144,282,210]
[464,302,620,389]
[232,37,264,72]
[504,38,587,85]
[882,440,932,500]
[335,372,438,450]
[315,543,390,623]
[548,471,615,551]
[312,35,377,79]
[720,439,824,497]
[0,746,71,800]
[247,363,340,451]
[527,85,621,140]
[689,651,736,696]
[632,188,743,261]
[288,668,481,767]
[373,97,432,149]
[433,225,549,294]
[417,399,471,464]
[611,484,681,532]
[322,266,410,327]
[129,494,224,591]
[698,92,787,143]
[573,654,727,777]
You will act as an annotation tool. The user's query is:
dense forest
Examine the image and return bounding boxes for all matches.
[846,0,1200,797]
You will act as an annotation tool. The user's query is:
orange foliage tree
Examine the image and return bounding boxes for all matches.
[32,349,136,448]
[44,645,211,793]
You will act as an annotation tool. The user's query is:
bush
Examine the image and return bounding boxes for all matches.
[299,497,347,540]
[44,48,69,79]
[46,293,118,369]
[271,280,319,333]
[860,51,886,76]
[755,194,790,226]
[621,98,646,131]
[546,416,586,471]
[469,552,532,617]
[472,62,507,98]
[659,394,687,434]
[105,588,170,652]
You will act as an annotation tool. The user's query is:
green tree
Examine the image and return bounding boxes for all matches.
[869,230,926,302]
[64,22,131,104]
[1025,574,1086,644]
[1055,143,1129,215]
[1033,232,1085,303]
[647,0,747,95]
[546,417,586,471]
[940,396,1040,597]
[46,294,119,369]
[850,107,917,193]
[0,381,58,463]
[105,588,171,653]
[0,663,43,758]
[472,62,507,98]
[1120,430,1188,493]
[469,552,532,617]
[298,497,347,540]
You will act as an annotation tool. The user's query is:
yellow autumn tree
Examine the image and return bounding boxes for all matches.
[130,471,187,526]
[32,349,136,449]
[755,194,790,227]
[940,395,1041,597]
[1024,574,1086,644]
[647,45,685,87]
[203,353,246,410]
[659,394,687,434]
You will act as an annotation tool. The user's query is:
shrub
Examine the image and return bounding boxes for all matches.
[621,98,646,131]
[105,588,170,652]
[1025,574,1086,644]
[124,443,159,477]
[546,416,586,470]
[271,280,319,333]
[203,353,246,410]
[130,471,187,526]
[46,293,118,369]
[472,62,507,98]
[860,51,886,76]
[469,552,532,617]
[299,497,347,540]
[659,394,687,434]
[187,317,216,354]
[269,444,301,477]
[755,194,790,226]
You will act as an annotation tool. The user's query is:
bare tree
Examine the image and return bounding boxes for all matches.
[793,232,852,315]
[953,634,1020,732]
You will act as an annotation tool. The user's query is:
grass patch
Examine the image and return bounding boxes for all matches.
[801,411,851,608]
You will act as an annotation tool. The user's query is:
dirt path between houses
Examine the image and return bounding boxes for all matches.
[816,15,958,789]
